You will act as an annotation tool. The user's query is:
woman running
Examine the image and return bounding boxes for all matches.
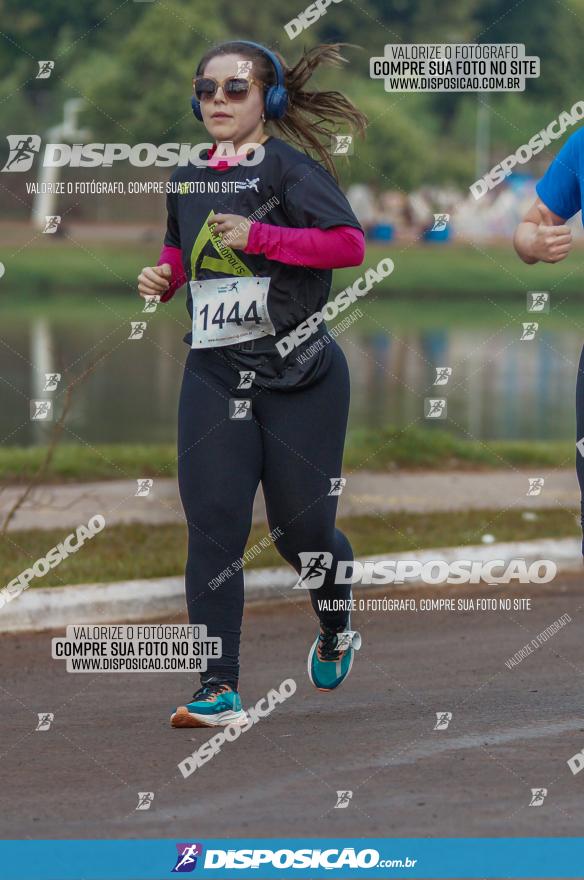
[137,40,367,728]
[513,129,582,552]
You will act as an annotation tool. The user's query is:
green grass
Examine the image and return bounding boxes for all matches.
[0,428,574,485]
[2,508,578,589]
[4,240,584,298]
[0,443,178,484]
[342,426,574,471]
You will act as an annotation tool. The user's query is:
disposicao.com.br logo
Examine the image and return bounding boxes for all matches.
[1,135,264,171]
[178,845,417,871]
[172,842,203,872]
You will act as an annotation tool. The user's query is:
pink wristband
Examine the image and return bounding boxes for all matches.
[157,245,187,302]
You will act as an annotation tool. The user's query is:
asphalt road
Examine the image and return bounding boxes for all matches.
[1,574,584,850]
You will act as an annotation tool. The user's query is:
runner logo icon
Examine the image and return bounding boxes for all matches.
[2,135,41,172]
[237,370,255,389]
[431,213,449,231]
[135,792,154,811]
[434,367,452,386]
[294,552,333,589]
[36,61,54,79]
[434,711,452,730]
[234,178,260,192]
[328,477,346,496]
[529,788,547,806]
[172,843,203,872]
[335,790,353,808]
[35,712,54,731]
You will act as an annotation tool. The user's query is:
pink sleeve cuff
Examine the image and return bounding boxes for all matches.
[157,245,187,302]
[244,223,365,269]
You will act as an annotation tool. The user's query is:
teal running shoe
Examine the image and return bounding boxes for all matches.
[170,682,247,728]
[308,626,362,692]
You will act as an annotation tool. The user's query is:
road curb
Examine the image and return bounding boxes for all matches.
[0,537,580,633]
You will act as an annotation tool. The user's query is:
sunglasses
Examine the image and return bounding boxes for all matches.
[194,75,262,103]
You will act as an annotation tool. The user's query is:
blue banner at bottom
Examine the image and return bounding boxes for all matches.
[1,838,583,879]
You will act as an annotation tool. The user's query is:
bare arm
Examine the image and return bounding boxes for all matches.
[513,198,573,265]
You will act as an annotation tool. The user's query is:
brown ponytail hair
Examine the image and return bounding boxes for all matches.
[195,41,368,180]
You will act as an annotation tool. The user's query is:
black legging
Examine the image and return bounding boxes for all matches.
[177,338,353,689]
[576,344,584,555]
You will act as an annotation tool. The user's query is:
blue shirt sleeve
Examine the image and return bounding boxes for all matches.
[535,130,583,220]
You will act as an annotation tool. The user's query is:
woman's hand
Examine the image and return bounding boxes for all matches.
[209,213,252,250]
[514,200,573,264]
[137,263,172,299]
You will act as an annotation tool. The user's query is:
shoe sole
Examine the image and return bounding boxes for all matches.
[307,638,354,692]
[170,706,248,729]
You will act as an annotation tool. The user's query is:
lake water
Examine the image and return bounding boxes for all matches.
[0,296,581,446]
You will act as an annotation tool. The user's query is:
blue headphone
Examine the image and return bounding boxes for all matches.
[191,41,288,122]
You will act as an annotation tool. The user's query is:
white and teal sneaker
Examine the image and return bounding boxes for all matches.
[170,682,247,728]
[308,626,362,692]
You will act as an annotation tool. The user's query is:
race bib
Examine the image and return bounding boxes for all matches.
[190,276,275,349]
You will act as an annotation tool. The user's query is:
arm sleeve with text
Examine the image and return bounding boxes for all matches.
[536,131,583,221]
[281,161,363,231]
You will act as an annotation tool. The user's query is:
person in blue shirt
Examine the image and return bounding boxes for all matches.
[514,128,583,555]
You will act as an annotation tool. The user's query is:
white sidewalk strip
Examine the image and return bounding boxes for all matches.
[0,469,578,531]
[0,537,580,633]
